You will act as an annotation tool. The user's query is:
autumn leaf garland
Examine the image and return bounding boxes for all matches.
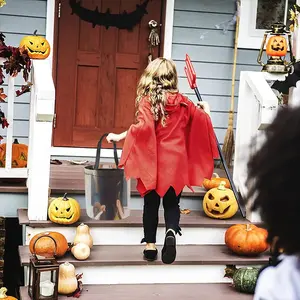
[0,33,32,139]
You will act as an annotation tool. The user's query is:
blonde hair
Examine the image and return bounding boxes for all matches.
[136,57,178,126]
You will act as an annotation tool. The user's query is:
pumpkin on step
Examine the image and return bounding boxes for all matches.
[19,30,50,59]
[224,265,260,294]
[0,287,17,300]
[29,231,69,258]
[203,181,238,219]
[48,193,81,225]
[202,173,230,190]
[58,262,78,295]
[225,224,268,256]
[0,139,28,168]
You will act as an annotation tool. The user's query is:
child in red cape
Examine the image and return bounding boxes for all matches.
[107,58,218,264]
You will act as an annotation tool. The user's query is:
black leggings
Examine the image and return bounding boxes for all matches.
[142,187,182,243]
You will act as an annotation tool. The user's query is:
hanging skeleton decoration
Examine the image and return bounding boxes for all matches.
[69,0,150,30]
[148,20,160,63]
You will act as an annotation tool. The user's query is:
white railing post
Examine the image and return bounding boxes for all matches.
[290,1,300,107]
[27,60,55,221]
[5,76,15,171]
[234,71,280,222]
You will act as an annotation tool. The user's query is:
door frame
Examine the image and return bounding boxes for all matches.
[46,0,175,158]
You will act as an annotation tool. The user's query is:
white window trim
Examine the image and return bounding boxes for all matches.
[46,0,175,157]
[239,0,291,49]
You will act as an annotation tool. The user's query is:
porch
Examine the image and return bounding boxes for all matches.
[0,0,299,298]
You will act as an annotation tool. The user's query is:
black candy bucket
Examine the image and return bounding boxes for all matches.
[84,134,130,220]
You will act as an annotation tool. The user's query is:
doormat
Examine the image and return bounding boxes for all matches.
[69,0,150,30]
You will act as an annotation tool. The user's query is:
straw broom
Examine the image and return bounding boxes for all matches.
[221,1,240,168]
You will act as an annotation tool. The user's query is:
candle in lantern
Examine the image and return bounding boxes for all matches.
[40,280,55,297]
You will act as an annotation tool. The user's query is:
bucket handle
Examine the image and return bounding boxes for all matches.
[94,133,119,170]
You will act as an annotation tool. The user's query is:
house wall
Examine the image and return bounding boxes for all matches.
[172,0,260,146]
[0,0,262,150]
[0,0,47,145]
[0,0,263,216]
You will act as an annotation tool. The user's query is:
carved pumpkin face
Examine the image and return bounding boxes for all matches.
[48,193,81,225]
[203,181,238,219]
[0,139,28,168]
[266,35,288,57]
[19,31,50,59]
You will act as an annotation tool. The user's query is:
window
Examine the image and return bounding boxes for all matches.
[238,0,296,49]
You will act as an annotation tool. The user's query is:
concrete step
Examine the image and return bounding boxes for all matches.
[19,209,257,245]
[20,283,253,300]
[19,244,268,285]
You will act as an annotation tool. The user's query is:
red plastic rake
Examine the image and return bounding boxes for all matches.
[184,54,246,218]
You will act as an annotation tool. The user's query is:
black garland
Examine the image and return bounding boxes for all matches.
[69,0,150,30]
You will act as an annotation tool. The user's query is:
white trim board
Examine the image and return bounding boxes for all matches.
[46,0,175,157]
[239,0,292,49]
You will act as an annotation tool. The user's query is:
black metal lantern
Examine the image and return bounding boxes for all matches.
[28,235,59,300]
[257,22,295,73]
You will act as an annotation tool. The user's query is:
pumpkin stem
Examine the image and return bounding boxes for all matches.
[224,264,238,279]
[63,193,68,200]
[13,138,19,144]
[217,181,227,191]
[0,287,8,299]
[246,224,252,231]
[212,173,220,178]
[33,29,38,35]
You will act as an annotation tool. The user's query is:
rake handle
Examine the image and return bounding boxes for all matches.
[185,55,246,218]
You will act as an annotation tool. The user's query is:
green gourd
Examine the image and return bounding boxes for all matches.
[224,265,260,294]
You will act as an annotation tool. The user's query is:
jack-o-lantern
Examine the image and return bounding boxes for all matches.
[266,35,288,57]
[48,193,81,225]
[0,139,28,168]
[203,181,238,219]
[19,30,50,59]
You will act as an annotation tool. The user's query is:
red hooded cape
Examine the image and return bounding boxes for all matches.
[119,93,219,197]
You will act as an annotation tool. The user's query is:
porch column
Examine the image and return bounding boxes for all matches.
[290,0,300,106]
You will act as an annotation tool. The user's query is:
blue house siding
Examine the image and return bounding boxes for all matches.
[172,0,260,145]
[0,0,47,145]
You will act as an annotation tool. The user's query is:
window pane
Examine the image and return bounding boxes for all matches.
[256,0,296,29]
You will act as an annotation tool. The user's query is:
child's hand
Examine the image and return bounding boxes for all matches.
[106,133,120,143]
[197,101,211,116]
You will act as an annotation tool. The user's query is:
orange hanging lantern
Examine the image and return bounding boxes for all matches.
[257,22,294,73]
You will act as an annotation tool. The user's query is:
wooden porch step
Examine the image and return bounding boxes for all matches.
[19,244,269,267]
[18,209,253,228]
[19,283,253,300]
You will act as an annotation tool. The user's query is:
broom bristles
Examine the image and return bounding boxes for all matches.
[221,125,235,168]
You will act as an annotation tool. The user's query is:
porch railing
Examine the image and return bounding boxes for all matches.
[0,59,55,221]
[233,71,284,222]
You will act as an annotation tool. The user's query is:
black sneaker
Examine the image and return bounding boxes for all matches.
[143,248,158,261]
[162,229,176,264]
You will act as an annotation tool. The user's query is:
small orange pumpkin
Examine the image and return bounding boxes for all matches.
[0,287,17,300]
[202,173,230,190]
[29,231,69,258]
[225,224,269,256]
[266,35,288,57]
[0,138,28,168]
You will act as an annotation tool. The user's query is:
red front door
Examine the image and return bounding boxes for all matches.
[53,0,165,147]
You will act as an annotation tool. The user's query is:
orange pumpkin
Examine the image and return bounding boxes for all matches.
[0,139,28,168]
[202,173,230,190]
[19,30,51,59]
[0,287,17,300]
[225,224,268,256]
[266,35,288,57]
[29,231,69,258]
